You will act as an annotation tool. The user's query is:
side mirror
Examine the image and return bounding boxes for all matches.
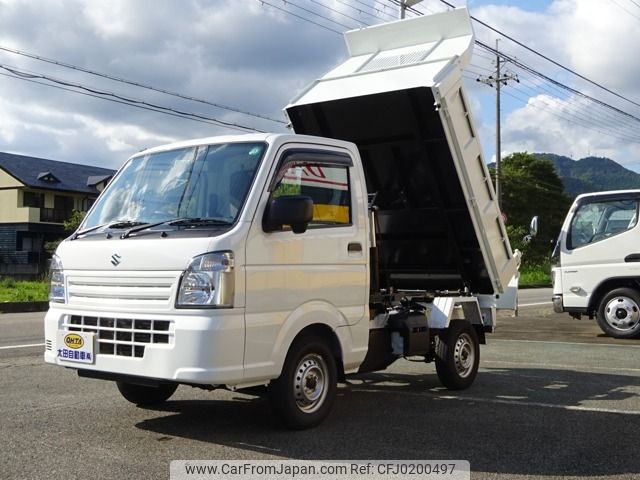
[264,195,313,234]
[530,216,539,237]
[524,215,539,244]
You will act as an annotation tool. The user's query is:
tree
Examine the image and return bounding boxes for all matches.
[63,210,86,233]
[44,210,87,255]
[496,152,571,264]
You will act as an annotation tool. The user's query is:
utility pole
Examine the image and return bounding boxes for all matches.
[399,0,423,19]
[477,39,518,210]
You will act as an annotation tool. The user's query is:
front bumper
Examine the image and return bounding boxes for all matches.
[44,305,245,385]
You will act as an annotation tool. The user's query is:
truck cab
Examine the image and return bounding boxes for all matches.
[552,190,640,338]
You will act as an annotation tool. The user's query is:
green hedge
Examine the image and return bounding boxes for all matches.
[0,279,49,302]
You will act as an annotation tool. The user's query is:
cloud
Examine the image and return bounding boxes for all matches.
[0,0,347,168]
[463,0,640,169]
[502,93,640,167]
[1,0,639,173]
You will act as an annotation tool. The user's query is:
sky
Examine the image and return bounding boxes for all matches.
[1,0,640,172]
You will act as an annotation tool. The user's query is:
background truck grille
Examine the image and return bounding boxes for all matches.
[64,315,173,358]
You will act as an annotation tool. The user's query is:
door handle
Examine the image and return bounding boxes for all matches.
[625,253,640,262]
[348,242,363,253]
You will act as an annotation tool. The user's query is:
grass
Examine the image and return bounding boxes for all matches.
[0,259,551,303]
[519,261,552,287]
[0,278,49,302]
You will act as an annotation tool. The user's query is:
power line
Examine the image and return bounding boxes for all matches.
[0,63,261,133]
[405,2,640,124]
[471,55,640,136]
[476,40,640,125]
[354,0,399,21]
[464,72,640,144]
[464,70,640,144]
[395,2,640,146]
[467,59,640,141]
[0,47,285,126]
[608,0,640,22]
[283,0,358,29]
[513,73,640,139]
[257,0,640,147]
[257,0,343,34]
[437,0,640,111]
[310,0,372,26]
[0,71,250,131]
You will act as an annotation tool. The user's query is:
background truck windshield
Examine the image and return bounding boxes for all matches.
[82,142,265,229]
[568,198,638,249]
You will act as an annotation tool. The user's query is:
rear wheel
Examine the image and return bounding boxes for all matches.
[268,335,337,429]
[116,381,178,406]
[597,288,640,338]
[435,320,480,390]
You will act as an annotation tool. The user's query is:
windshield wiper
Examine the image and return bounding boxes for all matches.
[108,220,146,229]
[120,220,169,239]
[70,224,106,240]
[75,218,232,240]
[168,217,233,226]
[70,220,143,240]
[121,218,232,238]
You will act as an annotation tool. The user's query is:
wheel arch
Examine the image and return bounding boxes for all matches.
[290,324,345,381]
[270,302,348,382]
[588,277,640,315]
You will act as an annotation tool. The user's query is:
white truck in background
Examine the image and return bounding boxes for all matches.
[552,190,640,338]
[44,8,519,429]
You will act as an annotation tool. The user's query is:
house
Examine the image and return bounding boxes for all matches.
[0,152,115,278]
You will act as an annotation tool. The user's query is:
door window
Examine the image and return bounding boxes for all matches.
[568,198,638,249]
[270,161,351,228]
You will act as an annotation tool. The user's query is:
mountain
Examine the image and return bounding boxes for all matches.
[533,153,640,198]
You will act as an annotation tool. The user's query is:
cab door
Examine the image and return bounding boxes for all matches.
[243,144,368,381]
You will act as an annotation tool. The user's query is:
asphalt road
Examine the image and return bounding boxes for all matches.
[1,291,639,480]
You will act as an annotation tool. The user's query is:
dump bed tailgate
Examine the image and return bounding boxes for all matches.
[286,8,516,294]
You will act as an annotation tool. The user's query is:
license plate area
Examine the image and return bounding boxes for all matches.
[56,331,95,364]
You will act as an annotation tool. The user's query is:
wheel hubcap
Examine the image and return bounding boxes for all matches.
[293,353,327,413]
[604,296,640,332]
[453,333,475,378]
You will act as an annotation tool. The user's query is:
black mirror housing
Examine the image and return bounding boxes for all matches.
[264,195,313,234]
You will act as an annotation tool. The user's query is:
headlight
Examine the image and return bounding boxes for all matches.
[176,251,234,308]
[49,254,66,303]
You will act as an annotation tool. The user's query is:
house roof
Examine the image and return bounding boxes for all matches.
[0,151,116,195]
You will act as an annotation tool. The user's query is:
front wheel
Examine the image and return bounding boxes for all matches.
[268,335,337,429]
[116,381,178,406]
[435,320,480,390]
[597,288,640,338]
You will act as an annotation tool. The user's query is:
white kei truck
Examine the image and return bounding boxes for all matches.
[552,189,640,339]
[44,8,519,429]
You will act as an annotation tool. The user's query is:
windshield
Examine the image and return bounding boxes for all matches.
[567,198,638,249]
[82,142,266,229]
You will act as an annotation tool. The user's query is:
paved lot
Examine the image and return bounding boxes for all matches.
[1,290,639,480]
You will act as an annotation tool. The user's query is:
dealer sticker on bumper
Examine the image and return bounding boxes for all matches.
[56,331,95,364]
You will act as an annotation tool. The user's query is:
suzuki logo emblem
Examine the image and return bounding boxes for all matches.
[110,253,122,266]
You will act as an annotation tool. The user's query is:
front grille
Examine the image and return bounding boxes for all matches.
[45,339,53,351]
[66,274,177,307]
[64,315,173,358]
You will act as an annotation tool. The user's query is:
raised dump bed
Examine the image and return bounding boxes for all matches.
[286,8,516,295]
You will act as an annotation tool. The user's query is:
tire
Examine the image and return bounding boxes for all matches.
[435,320,480,390]
[268,335,337,429]
[116,381,178,406]
[597,288,640,338]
